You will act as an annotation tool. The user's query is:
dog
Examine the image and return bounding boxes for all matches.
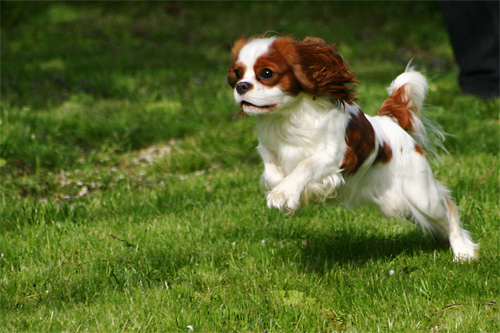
[227,36,478,261]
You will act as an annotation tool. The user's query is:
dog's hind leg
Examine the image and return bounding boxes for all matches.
[375,155,478,261]
[441,196,479,261]
[398,174,479,261]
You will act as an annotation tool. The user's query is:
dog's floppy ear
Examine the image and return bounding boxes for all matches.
[230,38,248,64]
[286,37,358,104]
[228,38,248,87]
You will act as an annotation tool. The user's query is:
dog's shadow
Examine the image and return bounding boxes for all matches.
[295,229,447,272]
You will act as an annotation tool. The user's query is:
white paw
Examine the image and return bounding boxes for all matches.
[450,232,479,262]
[266,184,301,214]
[452,245,479,262]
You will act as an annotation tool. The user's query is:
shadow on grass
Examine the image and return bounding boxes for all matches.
[297,228,447,272]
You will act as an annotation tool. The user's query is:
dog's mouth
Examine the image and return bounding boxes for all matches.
[240,101,277,114]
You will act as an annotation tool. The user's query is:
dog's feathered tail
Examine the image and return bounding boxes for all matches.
[378,65,445,155]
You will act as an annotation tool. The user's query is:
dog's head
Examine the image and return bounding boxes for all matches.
[228,36,357,115]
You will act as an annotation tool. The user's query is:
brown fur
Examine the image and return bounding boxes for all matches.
[340,109,376,175]
[254,43,302,95]
[415,143,425,155]
[375,141,393,165]
[280,37,358,104]
[378,85,415,132]
[227,38,248,87]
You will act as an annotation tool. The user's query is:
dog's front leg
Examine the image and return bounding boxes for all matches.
[257,145,284,191]
[267,153,341,213]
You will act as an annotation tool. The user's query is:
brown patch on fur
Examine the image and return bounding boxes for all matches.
[227,63,247,88]
[230,38,248,63]
[374,141,393,165]
[290,37,358,104]
[378,85,414,131]
[340,109,376,175]
[415,143,425,155]
[227,38,248,87]
[253,41,302,95]
[270,37,358,104]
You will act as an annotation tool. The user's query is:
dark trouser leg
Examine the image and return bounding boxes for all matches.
[440,1,499,99]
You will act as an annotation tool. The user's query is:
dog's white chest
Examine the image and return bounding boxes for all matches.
[257,115,332,176]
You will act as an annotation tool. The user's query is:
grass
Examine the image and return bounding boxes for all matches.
[1,1,499,331]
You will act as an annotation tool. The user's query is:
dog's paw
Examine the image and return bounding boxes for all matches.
[266,184,301,214]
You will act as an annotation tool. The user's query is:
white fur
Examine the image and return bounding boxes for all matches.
[257,95,349,211]
[233,39,478,261]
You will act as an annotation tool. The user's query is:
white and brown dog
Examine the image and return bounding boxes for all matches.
[227,36,478,261]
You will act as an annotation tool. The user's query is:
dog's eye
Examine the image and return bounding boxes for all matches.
[259,68,275,80]
[234,69,243,80]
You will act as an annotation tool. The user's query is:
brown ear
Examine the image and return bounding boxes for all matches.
[286,37,358,104]
[228,38,248,87]
[230,38,248,64]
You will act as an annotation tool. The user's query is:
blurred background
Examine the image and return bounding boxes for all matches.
[2,1,453,108]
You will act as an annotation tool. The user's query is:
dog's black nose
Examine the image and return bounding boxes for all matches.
[236,82,252,95]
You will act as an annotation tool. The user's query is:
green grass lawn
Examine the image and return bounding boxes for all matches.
[1,2,499,331]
